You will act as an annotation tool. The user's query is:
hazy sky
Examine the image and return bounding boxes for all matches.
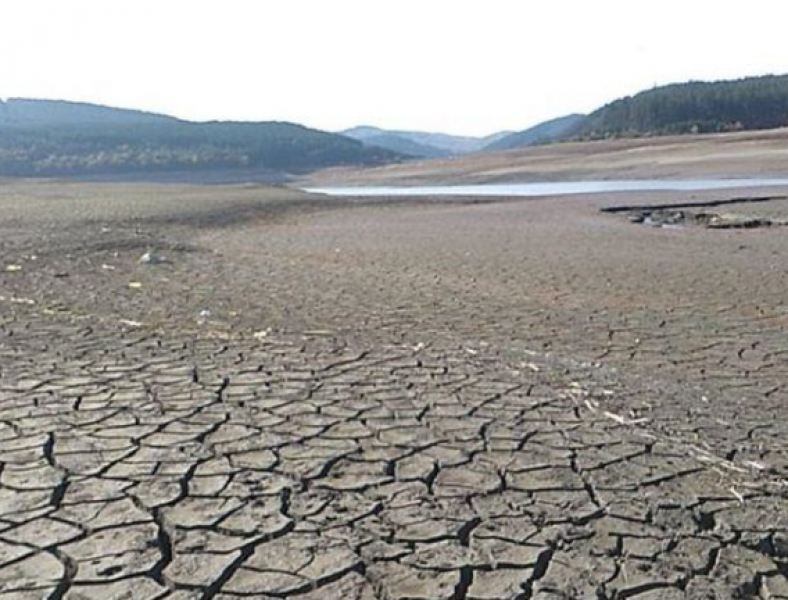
[2,0,788,136]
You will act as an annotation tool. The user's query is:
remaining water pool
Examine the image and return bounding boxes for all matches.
[304,179,788,197]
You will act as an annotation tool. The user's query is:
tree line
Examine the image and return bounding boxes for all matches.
[575,74,788,139]
[0,120,401,178]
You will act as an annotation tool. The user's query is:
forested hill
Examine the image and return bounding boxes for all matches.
[577,74,788,138]
[0,99,402,180]
[485,114,586,151]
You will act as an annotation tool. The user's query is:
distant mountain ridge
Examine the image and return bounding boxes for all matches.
[0,98,403,181]
[344,129,452,159]
[342,126,512,158]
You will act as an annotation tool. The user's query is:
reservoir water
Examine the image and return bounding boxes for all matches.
[304,179,788,198]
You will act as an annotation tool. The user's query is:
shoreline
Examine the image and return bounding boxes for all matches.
[302,127,788,187]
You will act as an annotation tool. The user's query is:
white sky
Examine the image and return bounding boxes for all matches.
[2,0,788,136]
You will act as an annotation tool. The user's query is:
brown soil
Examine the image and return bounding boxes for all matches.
[1,181,787,599]
[303,128,788,186]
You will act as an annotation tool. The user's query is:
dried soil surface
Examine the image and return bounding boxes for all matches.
[1,181,787,599]
[302,128,788,186]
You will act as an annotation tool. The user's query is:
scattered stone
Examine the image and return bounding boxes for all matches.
[2,187,787,599]
[613,202,788,231]
[704,213,771,229]
[628,213,646,224]
[119,319,144,328]
[139,250,165,265]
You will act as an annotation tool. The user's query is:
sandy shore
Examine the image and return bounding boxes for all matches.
[1,181,787,598]
[303,127,788,186]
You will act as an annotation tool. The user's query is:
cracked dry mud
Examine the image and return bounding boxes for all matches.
[0,183,787,599]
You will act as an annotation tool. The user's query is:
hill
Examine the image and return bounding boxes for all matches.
[0,99,403,180]
[343,74,788,160]
[342,126,511,156]
[577,74,788,138]
[485,114,586,151]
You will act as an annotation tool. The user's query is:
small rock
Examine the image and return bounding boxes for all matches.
[771,532,788,558]
[666,211,685,224]
[628,213,646,224]
[706,214,770,229]
[140,251,165,265]
[119,319,144,328]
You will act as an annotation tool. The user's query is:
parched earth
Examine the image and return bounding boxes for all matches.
[302,128,788,187]
[0,182,786,599]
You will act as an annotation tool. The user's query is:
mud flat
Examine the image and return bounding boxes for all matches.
[1,181,787,599]
[303,127,788,187]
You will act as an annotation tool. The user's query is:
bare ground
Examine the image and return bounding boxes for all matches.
[1,181,787,599]
[302,128,788,186]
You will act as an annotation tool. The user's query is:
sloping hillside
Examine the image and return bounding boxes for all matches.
[0,99,403,180]
[578,74,788,138]
[485,114,586,151]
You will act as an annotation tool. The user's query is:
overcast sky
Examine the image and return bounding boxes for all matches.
[2,0,787,136]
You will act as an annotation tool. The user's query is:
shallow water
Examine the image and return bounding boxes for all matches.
[304,179,788,197]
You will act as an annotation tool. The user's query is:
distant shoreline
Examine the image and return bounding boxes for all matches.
[302,127,788,187]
